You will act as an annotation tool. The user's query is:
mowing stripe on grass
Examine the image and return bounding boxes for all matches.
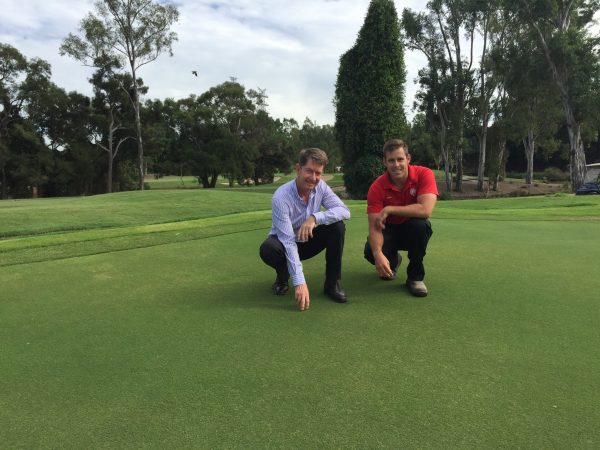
[0,211,272,267]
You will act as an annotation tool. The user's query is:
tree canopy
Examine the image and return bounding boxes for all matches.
[61,0,180,190]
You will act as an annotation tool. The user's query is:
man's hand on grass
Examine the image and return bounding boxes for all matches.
[374,252,394,279]
[295,284,310,311]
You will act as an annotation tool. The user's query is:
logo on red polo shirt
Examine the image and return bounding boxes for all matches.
[410,188,416,197]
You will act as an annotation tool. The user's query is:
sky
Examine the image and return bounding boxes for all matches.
[1,0,429,125]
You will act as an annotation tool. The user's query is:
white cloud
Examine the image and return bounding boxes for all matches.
[1,0,428,124]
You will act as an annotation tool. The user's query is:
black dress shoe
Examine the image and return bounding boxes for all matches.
[272,280,289,295]
[324,281,347,303]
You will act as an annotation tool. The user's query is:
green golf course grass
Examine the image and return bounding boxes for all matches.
[1,190,599,448]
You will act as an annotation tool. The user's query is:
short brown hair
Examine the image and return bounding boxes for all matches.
[299,148,328,167]
[383,139,409,156]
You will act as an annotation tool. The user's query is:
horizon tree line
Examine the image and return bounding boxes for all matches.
[335,0,600,198]
[2,0,600,199]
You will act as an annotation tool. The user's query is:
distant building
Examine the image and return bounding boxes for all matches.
[585,163,600,183]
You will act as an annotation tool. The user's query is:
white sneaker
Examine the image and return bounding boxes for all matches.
[406,280,428,297]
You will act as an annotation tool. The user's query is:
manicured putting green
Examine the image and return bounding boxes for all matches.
[1,192,599,448]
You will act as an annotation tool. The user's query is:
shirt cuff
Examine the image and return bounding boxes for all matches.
[291,273,305,286]
[312,211,324,225]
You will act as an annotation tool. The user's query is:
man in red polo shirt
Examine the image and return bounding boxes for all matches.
[364,139,438,297]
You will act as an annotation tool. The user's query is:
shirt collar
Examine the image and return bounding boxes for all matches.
[294,179,318,200]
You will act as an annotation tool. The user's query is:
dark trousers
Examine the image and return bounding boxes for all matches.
[363,218,433,281]
[259,221,345,285]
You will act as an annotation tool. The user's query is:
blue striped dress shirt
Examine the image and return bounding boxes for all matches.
[268,179,350,286]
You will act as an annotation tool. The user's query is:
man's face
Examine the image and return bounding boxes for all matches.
[383,146,411,184]
[295,158,324,193]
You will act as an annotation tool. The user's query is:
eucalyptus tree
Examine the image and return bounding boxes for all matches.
[250,112,295,185]
[508,0,600,191]
[42,91,101,197]
[7,63,54,198]
[1,43,30,197]
[174,95,220,188]
[196,80,262,187]
[0,43,53,198]
[402,0,477,191]
[403,8,454,191]
[30,84,76,153]
[472,1,496,191]
[61,0,179,190]
[143,97,182,178]
[297,119,341,173]
[486,8,568,186]
[485,17,521,189]
[335,0,407,198]
[469,0,518,191]
[507,42,562,184]
[89,66,138,193]
[407,113,438,168]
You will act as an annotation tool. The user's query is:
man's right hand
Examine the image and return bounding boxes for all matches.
[374,252,394,279]
[296,215,316,242]
[375,208,389,231]
[295,284,310,311]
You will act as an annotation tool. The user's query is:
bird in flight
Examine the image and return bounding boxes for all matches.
[192,71,198,77]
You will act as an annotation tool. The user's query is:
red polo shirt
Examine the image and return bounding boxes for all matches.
[367,165,439,224]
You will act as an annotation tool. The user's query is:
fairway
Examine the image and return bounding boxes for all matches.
[1,192,599,448]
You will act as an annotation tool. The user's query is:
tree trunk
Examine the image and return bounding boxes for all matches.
[454,91,465,192]
[436,103,451,192]
[493,139,507,191]
[107,151,114,193]
[135,97,144,191]
[200,175,209,188]
[210,172,218,188]
[454,143,463,192]
[1,165,6,199]
[523,129,535,185]
[130,67,145,191]
[476,19,489,193]
[107,121,114,194]
[529,19,587,191]
[477,107,489,191]
[443,151,451,192]
[564,106,587,191]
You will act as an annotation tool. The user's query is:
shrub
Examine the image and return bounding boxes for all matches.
[438,190,453,201]
[115,161,140,192]
[541,167,570,182]
[343,155,384,199]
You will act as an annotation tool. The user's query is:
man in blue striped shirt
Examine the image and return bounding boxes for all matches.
[259,148,351,311]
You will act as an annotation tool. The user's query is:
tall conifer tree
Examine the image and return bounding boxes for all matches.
[334,0,407,198]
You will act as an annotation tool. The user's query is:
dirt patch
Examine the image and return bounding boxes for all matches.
[333,178,567,199]
[444,178,566,199]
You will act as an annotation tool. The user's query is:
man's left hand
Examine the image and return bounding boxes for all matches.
[297,215,317,242]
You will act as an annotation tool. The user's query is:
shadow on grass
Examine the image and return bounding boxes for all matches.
[173,278,299,312]
[170,266,424,315]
